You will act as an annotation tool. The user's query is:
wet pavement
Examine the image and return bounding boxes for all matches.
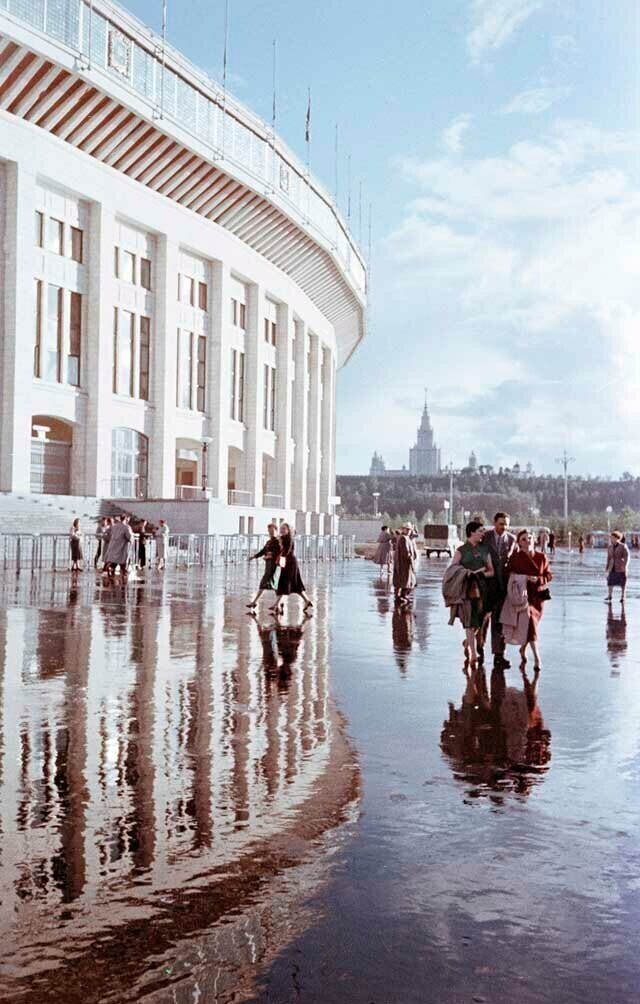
[0,550,639,1003]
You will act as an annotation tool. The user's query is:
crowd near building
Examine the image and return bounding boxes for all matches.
[0,0,366,534]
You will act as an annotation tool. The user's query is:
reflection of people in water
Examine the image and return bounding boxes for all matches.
[372,578,391,619]
[440,664,551,797]
[606,606,627,673]
[252,614,307,687]
[392,604,414,673]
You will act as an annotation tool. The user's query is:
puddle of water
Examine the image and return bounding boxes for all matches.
[0,550,638,1003]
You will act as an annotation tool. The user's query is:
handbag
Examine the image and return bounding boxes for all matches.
[538,587,551,601]
[278,555,287,568]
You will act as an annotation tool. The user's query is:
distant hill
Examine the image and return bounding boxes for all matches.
[336,471,640,531]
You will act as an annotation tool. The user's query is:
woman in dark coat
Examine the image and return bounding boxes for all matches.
[271,523,313,615]
[69,518,83,572]
[247,523,281,608]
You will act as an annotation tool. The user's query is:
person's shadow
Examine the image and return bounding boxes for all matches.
[606,606,627,676]
[440,664,551,799]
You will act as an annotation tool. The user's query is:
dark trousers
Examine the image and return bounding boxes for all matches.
[490,594,507,656]
[94,540,102,567]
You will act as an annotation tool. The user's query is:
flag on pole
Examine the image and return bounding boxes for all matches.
[305,87,311,144]
[271,39,277,130]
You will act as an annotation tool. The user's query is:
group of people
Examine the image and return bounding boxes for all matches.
[247,522,313,616]
[443,512,552,672]
[69,516,170,574]
[372,523,421,604]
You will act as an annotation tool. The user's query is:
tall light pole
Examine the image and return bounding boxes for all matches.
[201,436,213,493]
[372,491,380,518]
[447,461,454,519]
[555,450,575,543]
[606,505,612,533]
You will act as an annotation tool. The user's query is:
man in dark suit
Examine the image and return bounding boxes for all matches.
[482,512,516,669]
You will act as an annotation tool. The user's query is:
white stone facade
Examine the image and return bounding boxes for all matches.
[0,1,365,534]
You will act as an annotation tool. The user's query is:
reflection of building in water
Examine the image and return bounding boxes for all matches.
[0,574,357,999]
[606,608,627,673]
[440,666,551,798]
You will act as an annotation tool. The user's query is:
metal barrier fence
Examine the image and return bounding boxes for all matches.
[0,532,355,573]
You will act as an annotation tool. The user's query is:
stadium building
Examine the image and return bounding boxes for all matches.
[0,0,366,533]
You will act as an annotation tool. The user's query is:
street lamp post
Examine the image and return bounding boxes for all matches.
[463,509,470,537]
[372,492,381,518]
[555,449,575,545]
[606,505,612,533]
[201,436,213,494]
[443,499,450,523]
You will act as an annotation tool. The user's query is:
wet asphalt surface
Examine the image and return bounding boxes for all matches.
[0,548,638,1003]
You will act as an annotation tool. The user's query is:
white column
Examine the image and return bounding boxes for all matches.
[274,302,294,508]
[84,201,116,495]
[150,235,178,498]
[207,260,230,500]
[0,161,35,492]
[291,319,308,513]
[306,333,322,515]
[244,282,264,508]
[319,346,335,514]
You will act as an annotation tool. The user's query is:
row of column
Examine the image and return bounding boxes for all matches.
[0,160,336,514]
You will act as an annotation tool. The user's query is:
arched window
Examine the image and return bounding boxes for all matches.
[111,428,148,498]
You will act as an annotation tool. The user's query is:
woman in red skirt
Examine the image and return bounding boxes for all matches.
[506,529,552,670]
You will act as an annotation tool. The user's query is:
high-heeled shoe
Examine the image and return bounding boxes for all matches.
[303,600,314,611]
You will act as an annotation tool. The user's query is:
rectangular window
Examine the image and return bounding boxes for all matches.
[114,246,119,277]
[264,318,270,343]
[45,284,62,382]
[197,335,206,412]
[114,308,134,396]
[177,329,193,409]
[230,348,237,419]
[34,279,42,377]
[263,364,269,428]
[121,250,135,284]
[70,226,83,264]
[238,351,245,421]
[140,257,151,290]
[47,218,63,255]
[270,366,276,431]
[35,211,44,248]
[139,316,150,400]
[270,321,276,346]
[186,276,195,305]
[231,298,237,325]
[239,302,246,329]
[68,291,81,386]
[198,281,207,311]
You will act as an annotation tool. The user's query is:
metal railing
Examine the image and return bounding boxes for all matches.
[0,532,355,572]
[175,485,205,500]
[228,489,254,506]
[263,493,284,509]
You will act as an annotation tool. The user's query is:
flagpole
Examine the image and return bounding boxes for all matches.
[358,180,363,244]
[222,0,229,157]
[334,123,339,203]
[271,38,277,132]
[305,87,311,222]
[160,0,167,119]
[347,154,351,224]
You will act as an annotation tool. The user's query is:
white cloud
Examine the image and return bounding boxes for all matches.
[441,114,473,153]
[382,118,640,472]
[467,0,544,65]
[500,84,571,115]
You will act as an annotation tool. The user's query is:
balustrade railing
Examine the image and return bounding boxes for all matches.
[263,494,285,509]
[228,490,254,506]
[0,532,354,572]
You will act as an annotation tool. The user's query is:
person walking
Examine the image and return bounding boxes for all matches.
[102,515,133,577]
[605,530,629,604]
[393,523,418,605]
[578,534,585,555]
[271,523,313,615]
[482,512,516,669]
[502,529,552,670]
[373,525,394,574]
[155,519,169,570]
[94,517,108,569]
[69,518,83,572]
[247,523,281,608]
[448,520,494,668]
[136,519,149,569]
[548,530,556,555]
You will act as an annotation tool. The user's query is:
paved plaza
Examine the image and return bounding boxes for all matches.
[0,550,639,1003]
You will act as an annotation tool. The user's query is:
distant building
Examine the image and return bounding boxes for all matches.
[409,395,441,475]
[468,451,478,471]
[369,394,441,478]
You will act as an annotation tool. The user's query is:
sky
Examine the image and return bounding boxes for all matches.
[125,0,639,477]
